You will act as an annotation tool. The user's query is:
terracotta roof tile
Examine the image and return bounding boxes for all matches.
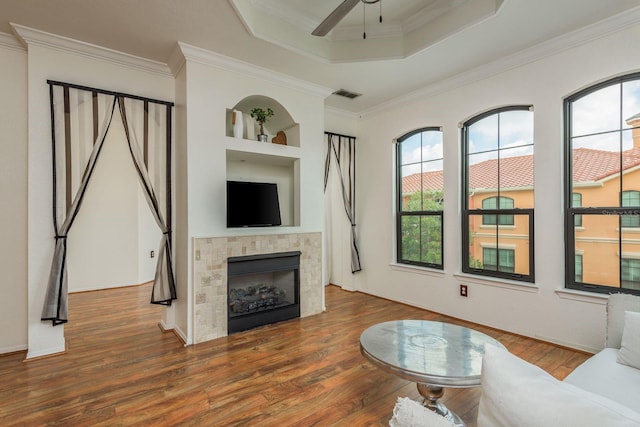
[401,147,640,193]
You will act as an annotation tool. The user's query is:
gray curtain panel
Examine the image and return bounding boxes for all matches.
[117,97,176,305]
[42,83,175,325]
[324,133,362,273]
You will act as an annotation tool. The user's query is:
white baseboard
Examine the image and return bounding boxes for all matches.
[173,325,190,346]
[26,343,66,360]
[0,344,28,355]
[159,320,190,346]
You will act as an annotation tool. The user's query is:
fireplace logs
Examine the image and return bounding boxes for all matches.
[229,285,288,314]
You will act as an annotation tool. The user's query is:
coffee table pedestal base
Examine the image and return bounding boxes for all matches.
[417,383,465,427]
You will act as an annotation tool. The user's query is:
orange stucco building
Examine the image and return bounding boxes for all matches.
[402,114,640,288]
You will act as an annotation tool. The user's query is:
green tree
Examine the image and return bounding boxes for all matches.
[400,190,443,266]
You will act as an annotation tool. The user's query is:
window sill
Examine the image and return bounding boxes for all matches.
[453,272,538,293]
[390,262,446,278]
[617,227,640,233]
[554,288,608,304]
[479,225,516,230]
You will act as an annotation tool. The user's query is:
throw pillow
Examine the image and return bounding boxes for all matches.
[389,397,454,427]
[477,343,640,427]
[617,310,640,370]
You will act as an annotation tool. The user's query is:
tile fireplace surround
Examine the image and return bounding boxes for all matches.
[193,232,323,343]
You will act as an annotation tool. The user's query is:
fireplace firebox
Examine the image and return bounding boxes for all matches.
[227,251,301,334]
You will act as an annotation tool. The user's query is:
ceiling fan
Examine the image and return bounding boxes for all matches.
[312,0,382,38]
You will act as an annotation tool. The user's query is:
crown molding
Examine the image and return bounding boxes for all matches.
[0,31,25,52]
[10,23,172,77]
[403,0,468,33]
[167,43,186,77]
[174,42,333,98]
[325,106,361,120]
[247,0,318,34]
[361,5,640,117]
[229,0,495,62]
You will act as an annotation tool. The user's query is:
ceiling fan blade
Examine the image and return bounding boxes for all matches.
[312,0,361,36]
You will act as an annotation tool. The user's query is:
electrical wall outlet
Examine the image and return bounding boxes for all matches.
[150,250,155,258]
[460,284,468,297]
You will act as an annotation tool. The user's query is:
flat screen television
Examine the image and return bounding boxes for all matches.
[227,181,282,227]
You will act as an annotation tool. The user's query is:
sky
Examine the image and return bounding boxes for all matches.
[572,80,640,152]
[399,79,640,180]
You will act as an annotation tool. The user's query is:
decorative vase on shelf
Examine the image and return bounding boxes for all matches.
[232,110,244,139]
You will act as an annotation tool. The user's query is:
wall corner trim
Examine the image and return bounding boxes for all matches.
[167,42,186,77]
[0,31,25,52]
[10,23,172,77]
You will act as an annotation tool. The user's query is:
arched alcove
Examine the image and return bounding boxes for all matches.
[226,95,300,147]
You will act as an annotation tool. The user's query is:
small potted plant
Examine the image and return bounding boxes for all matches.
[250,107,274,142]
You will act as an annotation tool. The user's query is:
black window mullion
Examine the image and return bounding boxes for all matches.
[462,106,534,282]
[396,128,444,270]
[564,72,640,296]
[619,82,624,291]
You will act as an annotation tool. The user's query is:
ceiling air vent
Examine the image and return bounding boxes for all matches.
[333,89,362,99]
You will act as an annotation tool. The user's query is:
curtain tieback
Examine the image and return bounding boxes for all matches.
[163,230,171,235]
[55,235,67,240]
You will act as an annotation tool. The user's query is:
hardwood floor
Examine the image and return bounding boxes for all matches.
[0,284,590,426]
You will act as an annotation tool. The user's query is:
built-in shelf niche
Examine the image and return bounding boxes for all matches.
[225,95,301,228]
[226,150,300,228]
[226,95,300,147]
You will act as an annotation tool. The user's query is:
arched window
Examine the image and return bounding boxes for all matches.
[462,106,534,282]
[564,72,640,295]
[396,127,444,269]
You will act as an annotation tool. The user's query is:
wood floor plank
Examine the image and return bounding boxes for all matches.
[0,283,590,426]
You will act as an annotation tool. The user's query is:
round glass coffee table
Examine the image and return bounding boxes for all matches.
[360,320,504,426]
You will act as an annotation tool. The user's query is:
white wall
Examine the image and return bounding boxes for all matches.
[183,59,327,238]
[172,62,188,341]
[0,36,28,353]
[67,115,158,293]
[174,46,329,344]
[352,23,640,353]
[17,27,175,358]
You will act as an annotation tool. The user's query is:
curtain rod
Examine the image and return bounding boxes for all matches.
[47,80,175,107]
[325,131,356,140]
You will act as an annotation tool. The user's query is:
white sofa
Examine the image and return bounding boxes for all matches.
[389,294,640,426]
[478,293,640,427]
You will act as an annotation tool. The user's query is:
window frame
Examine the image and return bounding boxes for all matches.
[461,105,535,282]
[575,254,583,282]
[564,72,640,296]
[482,247,515,272]
[572,193,582,227]
[621,258,640,290]
[396,127,444,269]
[481,196,515,226]
[621,190,640,228]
